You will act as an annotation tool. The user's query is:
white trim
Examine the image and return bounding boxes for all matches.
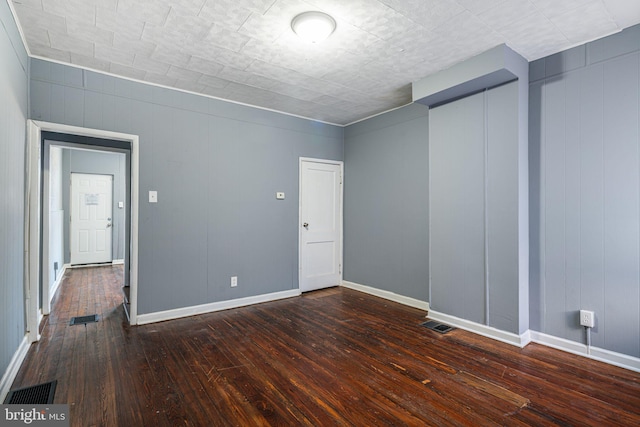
[48,263,68,306]
[298,158,344,293]
[112,259,125,265]
[41,144,50,315]
[344,102,414,126]
[26,120,140,330]
[529,331,640,373]
[0,335,30,403]
[427,308,531,348]
[37,309,43,333]
[25,121,41,343]
[68,263,116,269]
[341,281,429,311]
[136,289,301,325]
[130,135,139,324]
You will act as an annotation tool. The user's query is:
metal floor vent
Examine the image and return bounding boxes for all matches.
[4,381,57,404]
[422,320,455,334]
[70,314,98,325]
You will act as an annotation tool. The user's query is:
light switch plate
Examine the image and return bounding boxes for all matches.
[276,192,285,200]
[118,201,124,208]
[149,191,158,203]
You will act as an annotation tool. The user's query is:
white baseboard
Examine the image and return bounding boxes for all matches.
[343,280,640,372]
[136,289,301,325]
[49,263,68,305]
[427,309,531,348]
[68,261,120,269]
[0,335,30,403]
[529,331,640,373]
[341,281,429,311]
[37,309,43,332]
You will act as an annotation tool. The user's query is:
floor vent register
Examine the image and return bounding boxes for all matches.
[69,314,98,325]
[421,320,455,334]
[3,381,57,404]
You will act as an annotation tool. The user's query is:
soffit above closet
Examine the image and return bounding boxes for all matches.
[10,0,640,126]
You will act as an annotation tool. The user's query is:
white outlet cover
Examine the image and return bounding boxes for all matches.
[580,310,595,328]
[276,192,285,200]
[149,191,158,203]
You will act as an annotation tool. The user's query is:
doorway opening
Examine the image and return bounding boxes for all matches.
[43,139,128,325]
[25,121,139,343]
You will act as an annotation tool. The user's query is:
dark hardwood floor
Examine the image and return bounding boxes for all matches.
[12,265,640,426]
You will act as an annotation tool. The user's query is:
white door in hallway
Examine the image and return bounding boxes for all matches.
[299,158,343,292]
[70,173,113,265]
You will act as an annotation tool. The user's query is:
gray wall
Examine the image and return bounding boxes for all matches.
[30,59,344,315]
[0,0,28,382]
[61,148,126,263]
[343,103,429,301]
[430,91,487,325]
[529,25,640,357]
[429,82,521,333]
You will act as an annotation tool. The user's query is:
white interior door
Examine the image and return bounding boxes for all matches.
[299,159,343,292]
[71,173,113,265]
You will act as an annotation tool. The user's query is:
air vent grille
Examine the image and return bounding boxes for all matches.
[4,381,57,404]
[70,314,98,325]
[422,320,455,334]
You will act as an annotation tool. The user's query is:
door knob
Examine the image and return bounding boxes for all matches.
[303,222,309,228]
[106,223,112,228]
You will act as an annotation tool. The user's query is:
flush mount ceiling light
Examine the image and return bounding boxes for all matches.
[291,11,336,43]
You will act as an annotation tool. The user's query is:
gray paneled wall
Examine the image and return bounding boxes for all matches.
[343,104,430,301]
[486,82,520,332]
[430,92,486,324]
[61,149,127,263]
[0,0,28,385]
[30,59,343,315]
[529,25,640,357]
[429,82,521,334]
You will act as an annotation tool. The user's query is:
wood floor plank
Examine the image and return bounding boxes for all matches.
[427,332,640,425]
[9,266,640,426]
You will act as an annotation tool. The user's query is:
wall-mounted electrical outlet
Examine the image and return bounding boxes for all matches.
[231,276,238,287]
[580,310,595,328]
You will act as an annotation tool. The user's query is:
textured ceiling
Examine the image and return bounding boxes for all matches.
[10,0,640,125]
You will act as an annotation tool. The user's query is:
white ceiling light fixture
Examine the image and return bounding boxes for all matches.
[291,11,336,43]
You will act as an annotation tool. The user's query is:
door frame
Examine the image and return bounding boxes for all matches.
[298,157,344,292]
[69,172,114,266]
[25,120,140,343]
